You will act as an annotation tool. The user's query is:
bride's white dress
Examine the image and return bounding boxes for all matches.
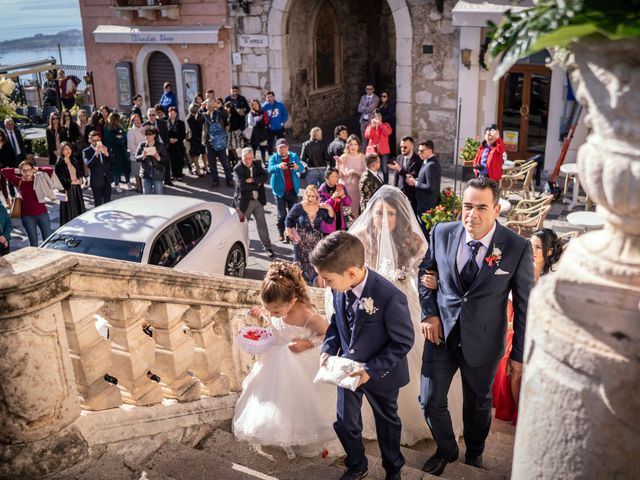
[369,265,464,446]
[323,269,464,446]
[233,316,337,451]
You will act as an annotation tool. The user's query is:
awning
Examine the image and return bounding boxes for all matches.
[452,1,531,27]
[93,25,223,45]
[0,58,58,77]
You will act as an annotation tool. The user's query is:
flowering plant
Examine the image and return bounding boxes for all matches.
[359,297,378,315]
[421,188,462,232]
[0,75,18,121]
[485,246,502,267]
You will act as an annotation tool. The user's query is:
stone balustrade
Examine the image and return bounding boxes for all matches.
[0,247,325,478]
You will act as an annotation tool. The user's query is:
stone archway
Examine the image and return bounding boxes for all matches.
[135,44,184,114]
[268,0,413,140]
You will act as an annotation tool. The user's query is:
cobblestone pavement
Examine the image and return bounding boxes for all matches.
[5,160,585,281]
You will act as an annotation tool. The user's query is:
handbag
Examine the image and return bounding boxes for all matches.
[365,144,379,155]
[10,181,22,219]
[242,125,253,141]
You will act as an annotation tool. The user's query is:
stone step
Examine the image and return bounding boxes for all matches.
[49,450,176,480]
[197,428,341,479]
[364,440,507,480]
[145,441,289,480]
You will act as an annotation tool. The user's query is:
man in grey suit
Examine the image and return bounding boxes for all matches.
[406,140,441,237]
[418,177,533,476]
[357,84,379,145]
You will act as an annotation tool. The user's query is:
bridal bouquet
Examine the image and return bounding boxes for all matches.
[314,356,366,392]
[236,326,275,355]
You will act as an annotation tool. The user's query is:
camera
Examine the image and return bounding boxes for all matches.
[288,162,295,168]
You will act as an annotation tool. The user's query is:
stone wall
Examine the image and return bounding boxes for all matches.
[230,0,459,157]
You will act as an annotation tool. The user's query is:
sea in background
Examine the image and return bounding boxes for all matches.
[0,0,85,66]
[0,47,87,68]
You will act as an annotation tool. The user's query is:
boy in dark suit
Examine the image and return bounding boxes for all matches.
[311,232,414,480]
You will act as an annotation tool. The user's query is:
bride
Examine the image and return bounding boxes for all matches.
[347,185,463,446]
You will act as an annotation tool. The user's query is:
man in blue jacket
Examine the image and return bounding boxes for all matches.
[262,91,289,156]
[268,138,304,243]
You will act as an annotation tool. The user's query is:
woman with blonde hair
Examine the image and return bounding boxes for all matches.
[285,185,334,285]
[337,134,366,218]
[301,126,330,187]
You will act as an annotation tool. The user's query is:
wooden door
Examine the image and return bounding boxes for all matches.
[498,65,551,160]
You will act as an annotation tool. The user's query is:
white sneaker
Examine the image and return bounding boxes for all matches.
[115,186,123,193]
[121,184,129,190]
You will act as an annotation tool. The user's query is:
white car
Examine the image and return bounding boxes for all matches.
[41,195,249,277]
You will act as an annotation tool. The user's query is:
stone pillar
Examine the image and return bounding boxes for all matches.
[0,249,88,478]
[62,298,122,411]
[183,305,231,396]
[148,302,201,402]
[102,299,163,406]
[512,38,640,478]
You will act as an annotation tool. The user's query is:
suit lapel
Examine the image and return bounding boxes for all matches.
[467,222,506,294]
[447,223,465,295]
[349,270,376,348]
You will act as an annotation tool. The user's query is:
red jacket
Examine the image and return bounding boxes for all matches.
[473,137,505,181]
[364,123,392,155]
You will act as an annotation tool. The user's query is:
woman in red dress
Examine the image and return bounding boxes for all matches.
[492,228,563,424]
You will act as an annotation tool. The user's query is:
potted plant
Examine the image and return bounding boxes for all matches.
[486,2,639,478]
[30,137,49,166]
[420,187,461,232]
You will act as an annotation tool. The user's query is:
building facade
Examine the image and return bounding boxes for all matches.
[79,0,582,168]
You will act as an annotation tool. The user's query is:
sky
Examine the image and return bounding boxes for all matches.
[0,0,83,42]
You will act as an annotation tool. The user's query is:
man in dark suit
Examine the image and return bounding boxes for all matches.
[311,232,414,480]
[418,177,534,476]
[2,118,26,165]
[406,140,441,237]
[83,130,112,207]
[233,147,274,258]
[388,135,421,213]
[359,153,384,212]
[143,108,171,185]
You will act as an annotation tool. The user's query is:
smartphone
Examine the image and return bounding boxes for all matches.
[387,160,397,165]
[288,162,295,168]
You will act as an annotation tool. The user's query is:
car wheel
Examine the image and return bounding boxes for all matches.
[225,243,246,277]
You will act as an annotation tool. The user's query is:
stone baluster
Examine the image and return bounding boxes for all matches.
[0,249,87,478]
[183,305,232,397]
[61,298,122,410]
[512,38,640,478]
[101,299,163,406]
[148,303,201,402]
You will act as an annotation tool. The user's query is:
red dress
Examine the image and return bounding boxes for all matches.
[492,301,519,424]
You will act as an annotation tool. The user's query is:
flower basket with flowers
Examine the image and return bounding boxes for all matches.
[235,326,275,356]
[421,188,462,232]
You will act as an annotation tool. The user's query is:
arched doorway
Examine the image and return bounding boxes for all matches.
[268,0,412,142]
[147,51,177,107]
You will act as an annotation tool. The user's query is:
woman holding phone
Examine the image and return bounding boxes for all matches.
[135,127,169,195]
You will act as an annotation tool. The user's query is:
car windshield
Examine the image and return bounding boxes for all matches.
[42,234,145,263]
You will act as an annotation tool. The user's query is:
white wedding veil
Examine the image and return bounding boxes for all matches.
[349,185,427,281]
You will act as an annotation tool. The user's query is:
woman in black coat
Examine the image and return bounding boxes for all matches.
[166,106,186,179]
[46,111,69,165]
[54,141,86,225]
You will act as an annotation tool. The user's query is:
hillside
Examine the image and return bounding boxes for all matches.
[0,29,83,52]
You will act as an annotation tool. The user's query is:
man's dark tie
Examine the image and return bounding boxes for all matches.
[8,131,17,153]
[460,240,483,292]
[344,290,357,340]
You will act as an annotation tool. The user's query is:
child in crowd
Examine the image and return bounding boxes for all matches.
[233,261,337,459]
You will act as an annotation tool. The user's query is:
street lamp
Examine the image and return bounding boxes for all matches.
[460,48,472,69]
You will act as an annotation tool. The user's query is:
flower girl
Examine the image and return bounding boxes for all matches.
[233,262,337,459]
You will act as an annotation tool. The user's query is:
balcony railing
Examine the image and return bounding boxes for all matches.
[113,0,180,21]
[0,247,326,477]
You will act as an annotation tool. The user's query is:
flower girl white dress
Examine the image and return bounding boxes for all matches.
[233,316,338,456]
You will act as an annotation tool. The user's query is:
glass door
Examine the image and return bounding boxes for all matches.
[498,65,551,160]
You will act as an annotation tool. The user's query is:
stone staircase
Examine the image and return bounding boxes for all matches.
[52,419,515,480]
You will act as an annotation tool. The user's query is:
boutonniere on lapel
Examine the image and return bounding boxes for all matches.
[359,297,378,315]
[485,245,502,267]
